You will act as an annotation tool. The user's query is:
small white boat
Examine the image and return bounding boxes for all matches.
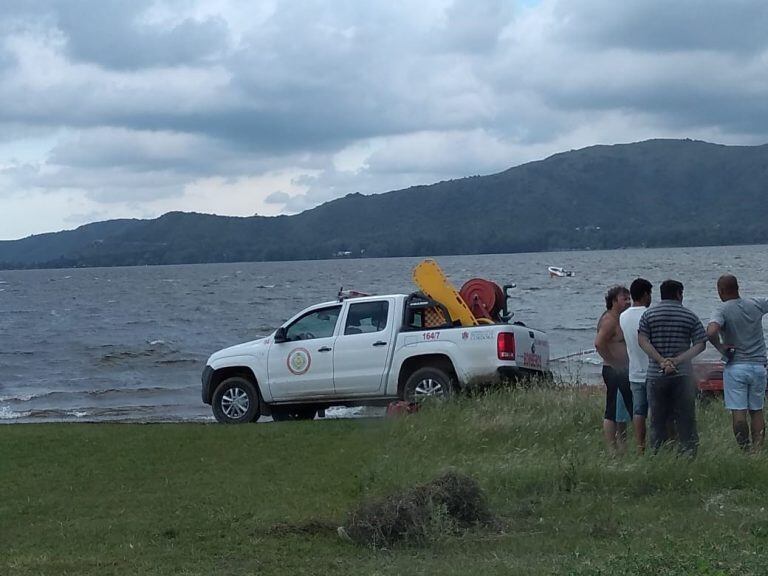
[548,266,575,278]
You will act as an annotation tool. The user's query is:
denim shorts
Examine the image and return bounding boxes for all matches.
[723,363,767,411]
[630,380,649,417]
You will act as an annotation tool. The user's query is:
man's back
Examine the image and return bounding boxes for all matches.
[711,297,768,363]
[639,300,706,377]
[620,306,648,383]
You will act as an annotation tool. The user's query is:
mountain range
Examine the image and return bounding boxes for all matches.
[2,138,767,270]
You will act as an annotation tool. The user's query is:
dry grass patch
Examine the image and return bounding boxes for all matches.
[343,469,498,548]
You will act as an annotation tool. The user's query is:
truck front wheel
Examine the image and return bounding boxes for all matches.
[402,367,455,403]
[212,377,260,424]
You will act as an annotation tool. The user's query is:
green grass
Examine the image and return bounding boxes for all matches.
[2,388,768,575]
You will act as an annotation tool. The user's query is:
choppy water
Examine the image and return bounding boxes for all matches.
[1,245,766,423]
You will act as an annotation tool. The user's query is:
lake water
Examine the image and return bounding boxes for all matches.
[2,245,766,423]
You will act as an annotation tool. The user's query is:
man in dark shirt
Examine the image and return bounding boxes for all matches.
[638,279,707,456]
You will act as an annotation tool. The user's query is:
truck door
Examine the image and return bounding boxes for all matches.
[267,305,341,400]
[333,299,394,395]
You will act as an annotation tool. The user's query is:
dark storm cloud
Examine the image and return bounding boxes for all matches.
[58,1,229,69]
[437,0,514,53]
[3,0,768,239]
[4,0,230,70]
[556,1,768,54]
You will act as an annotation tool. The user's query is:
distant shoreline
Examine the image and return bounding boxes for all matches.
[3,241,768,272]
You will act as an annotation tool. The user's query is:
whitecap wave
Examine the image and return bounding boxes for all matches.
[0,406,30,420]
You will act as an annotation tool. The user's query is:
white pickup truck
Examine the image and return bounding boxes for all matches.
[201,292,550,423]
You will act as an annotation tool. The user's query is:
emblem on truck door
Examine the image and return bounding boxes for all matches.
[287,348,311,375]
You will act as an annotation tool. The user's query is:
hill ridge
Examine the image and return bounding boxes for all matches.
[2,138,768,269]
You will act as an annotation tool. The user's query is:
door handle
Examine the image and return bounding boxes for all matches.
[318,346,332,352]
[372,341,388,347]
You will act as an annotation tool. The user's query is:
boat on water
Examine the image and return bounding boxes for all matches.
[548,266,575,278]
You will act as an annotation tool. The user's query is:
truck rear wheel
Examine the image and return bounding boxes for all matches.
[402,366,454,403]
[212,377,260,424]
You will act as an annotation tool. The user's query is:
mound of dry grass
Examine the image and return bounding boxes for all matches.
[343,469,497,548]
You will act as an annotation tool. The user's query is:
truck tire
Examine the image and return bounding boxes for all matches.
[271,405,317,421]
[212,377,260,424]
[402,366,455,403]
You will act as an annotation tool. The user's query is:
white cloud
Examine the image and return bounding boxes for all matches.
[1,0,768,240]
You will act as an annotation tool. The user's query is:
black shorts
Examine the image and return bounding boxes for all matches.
[602,366,633,422]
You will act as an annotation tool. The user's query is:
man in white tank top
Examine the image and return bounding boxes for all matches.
[619,278,653,453]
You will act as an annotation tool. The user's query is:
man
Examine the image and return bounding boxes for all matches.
[619,278,653,454]
[638,279,707,456]
[706,274,768,452]
[595,285,633,454]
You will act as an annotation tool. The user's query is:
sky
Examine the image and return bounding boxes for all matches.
[1,1,768,240]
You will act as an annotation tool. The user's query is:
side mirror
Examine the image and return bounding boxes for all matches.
[274,327,288,343]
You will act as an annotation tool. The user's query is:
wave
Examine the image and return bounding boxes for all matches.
[98,340,183,363]
[0,406,31,420]
[0,385,195,403]
[1,405,215,423]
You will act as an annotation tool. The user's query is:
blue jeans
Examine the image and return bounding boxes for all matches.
[630,380,649,417]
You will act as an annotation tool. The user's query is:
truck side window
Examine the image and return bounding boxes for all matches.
[344,301,389,335]
[285,306,341,341]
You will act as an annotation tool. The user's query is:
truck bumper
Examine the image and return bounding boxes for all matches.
[201,365,214,405]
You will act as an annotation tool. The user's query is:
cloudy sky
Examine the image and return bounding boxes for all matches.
[1,0,767,240]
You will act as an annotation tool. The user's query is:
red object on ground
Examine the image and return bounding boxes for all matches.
[459,278,504,321]
[693,361,724,393]
[386,401,420,417]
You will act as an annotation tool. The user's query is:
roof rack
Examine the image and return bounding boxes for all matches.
[337,287,373,301]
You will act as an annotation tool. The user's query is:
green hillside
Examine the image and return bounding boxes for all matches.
[2,139,768,269]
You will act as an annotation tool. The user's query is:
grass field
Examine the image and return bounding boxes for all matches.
[2,387,768,575]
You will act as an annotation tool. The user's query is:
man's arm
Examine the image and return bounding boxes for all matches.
[756,297,768,315]
[639,333,677,374]
[706,321,729,355]
[595,315,624,367]
[638,333,665,365]
[672,341,706,366]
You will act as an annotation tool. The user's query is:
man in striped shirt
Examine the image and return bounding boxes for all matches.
[638,279,707,456]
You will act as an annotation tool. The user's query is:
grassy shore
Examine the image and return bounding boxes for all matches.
[2,387,768,575]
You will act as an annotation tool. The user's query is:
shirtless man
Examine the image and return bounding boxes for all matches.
[595,285,633,453]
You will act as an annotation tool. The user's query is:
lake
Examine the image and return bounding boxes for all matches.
[2,244,766,422]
